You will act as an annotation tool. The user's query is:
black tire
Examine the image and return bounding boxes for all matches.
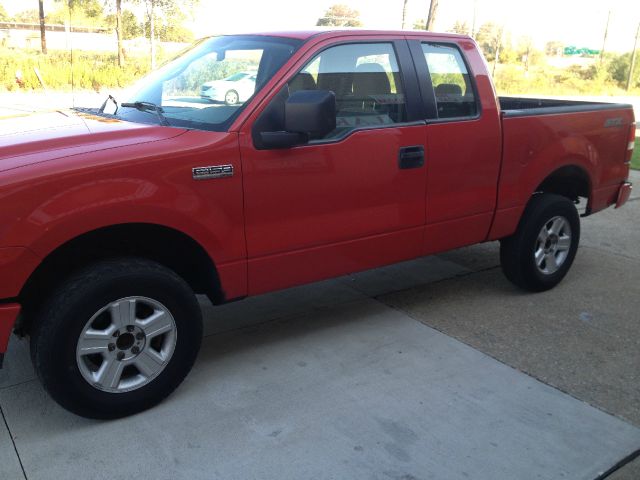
[500,193,580,292]
[30,258,202,419]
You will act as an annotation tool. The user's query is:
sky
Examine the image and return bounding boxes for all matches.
[2,0,640,53]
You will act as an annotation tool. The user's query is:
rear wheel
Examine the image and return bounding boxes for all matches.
[500,193,580,292]
[30,258,202,419]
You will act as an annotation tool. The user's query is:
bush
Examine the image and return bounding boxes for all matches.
[0,47,168,92]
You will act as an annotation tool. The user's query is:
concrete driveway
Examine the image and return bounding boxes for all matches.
[1,173,639,479]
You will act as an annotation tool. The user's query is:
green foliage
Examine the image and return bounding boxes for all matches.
[608,52,640,89]
[12,9,40,23]
[317,4,363,27]
[47,0,106,26]
[475,22,504,63]
[631,139,640,171]
[143,11,194,42]
[0,46,162,92]
[0,4,10,22]
[105,10,142,39]
[545,41,564,57]
[449,21,470,35]
[493,61,639,97]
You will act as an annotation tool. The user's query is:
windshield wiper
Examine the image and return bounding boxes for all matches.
[120,101,170,127]
[99,94,119,114]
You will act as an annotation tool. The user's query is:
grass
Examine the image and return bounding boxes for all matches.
[632,139,640,171]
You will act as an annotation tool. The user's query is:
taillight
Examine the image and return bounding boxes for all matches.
[627,123,636,163]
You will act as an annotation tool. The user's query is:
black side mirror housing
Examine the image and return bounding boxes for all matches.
[284,90,336,137]
[259,89,336,149]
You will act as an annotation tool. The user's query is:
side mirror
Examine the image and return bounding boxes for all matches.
[260,89,336,149]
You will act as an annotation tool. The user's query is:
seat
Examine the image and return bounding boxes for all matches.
[434,83,463,98]
[351,63,391,110]
[289,72,317,93]
[434,83,469,118]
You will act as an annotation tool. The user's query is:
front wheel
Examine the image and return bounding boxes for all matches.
[500,193,580,292]
[30,258,203,419]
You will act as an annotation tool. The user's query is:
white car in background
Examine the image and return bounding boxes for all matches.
[200,71,257,105]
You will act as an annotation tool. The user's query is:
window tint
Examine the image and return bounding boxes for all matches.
[120,36,300,131]
[421,43,477,119]
[289,43,407,140]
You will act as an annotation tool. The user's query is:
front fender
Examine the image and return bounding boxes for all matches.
[0,129,246,297]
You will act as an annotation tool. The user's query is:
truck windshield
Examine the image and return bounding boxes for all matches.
[115,35,301,131]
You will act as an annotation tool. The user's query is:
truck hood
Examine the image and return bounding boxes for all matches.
[0,109,188,173]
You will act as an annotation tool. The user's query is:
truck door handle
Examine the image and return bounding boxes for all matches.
[398,146,425,169]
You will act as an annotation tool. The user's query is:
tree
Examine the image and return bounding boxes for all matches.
[13,9,40,23]
[609,52,640,89]
[0,4,10,21]
[103,0,132,66]
[50,0,106,26]
[426,0,438,30]
[106,9,142,40]
[517,36,534,72]
[401,0,409,29]
[316,4,363,27]
[115,0,124,66]
[144,10,193,42]
[136,0,198,69]
[475,22,504,63]
[449,20,470,35]
[545,40,563,57]
[38,0,47,54]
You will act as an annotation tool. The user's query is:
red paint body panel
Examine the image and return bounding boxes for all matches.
[249,226,423,295]
[0,247,41,299]
[0,30,634,363]
[488,108,634,239]
[422,39,502,251]
[0,304,21,354]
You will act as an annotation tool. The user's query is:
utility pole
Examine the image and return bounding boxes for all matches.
[116,0,124,66]
[600,10,611,64]
[426,0,438,31]
[38,0,47,54]
[401,0,409,29]
[472,0,478,38]
[471,0,478,38]
[627,21,640,91]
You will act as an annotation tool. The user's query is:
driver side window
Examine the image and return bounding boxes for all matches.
[288,42,408,140]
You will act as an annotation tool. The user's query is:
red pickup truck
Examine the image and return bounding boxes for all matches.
[0,30,635,418]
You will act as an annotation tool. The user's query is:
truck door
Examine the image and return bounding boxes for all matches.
[239,39,427,295]
[408,39,502,254]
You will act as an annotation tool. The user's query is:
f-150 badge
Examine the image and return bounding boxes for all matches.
[192,165,234,180]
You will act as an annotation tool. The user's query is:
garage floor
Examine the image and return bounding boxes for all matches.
[1,172,638,480]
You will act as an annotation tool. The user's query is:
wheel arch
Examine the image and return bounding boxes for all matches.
[18,223,225,334]
[534,164,592,205]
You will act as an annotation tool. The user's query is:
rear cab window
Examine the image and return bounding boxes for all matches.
[421,43,478,120]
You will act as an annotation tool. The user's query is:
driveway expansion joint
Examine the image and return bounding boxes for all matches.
[0,403,27,480]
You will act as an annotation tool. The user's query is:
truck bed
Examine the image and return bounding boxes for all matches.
[499,97,633,117]
[494,98,634,232]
